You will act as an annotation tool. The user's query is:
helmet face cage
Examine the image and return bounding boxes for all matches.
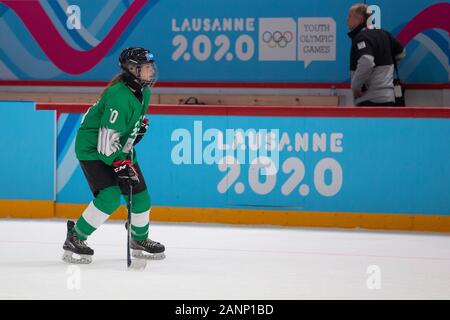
[147,62,158,87]
[119,47,158,88]
[133,61,158,88]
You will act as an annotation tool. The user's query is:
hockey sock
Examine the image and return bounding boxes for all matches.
[74,186,121,240]
[126,190,151,241]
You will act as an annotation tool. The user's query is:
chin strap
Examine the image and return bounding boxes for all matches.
[121,72,144,92]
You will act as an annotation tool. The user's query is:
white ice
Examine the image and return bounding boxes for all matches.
[0,219,449,299]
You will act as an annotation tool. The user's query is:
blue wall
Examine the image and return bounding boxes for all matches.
[56,111,450,216]
[0,0,448,83]
[1,101,449,216]
[0,101,55,200]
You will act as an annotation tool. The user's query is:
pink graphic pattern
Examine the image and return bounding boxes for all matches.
[397,2,450,45]
[0,0,149,74]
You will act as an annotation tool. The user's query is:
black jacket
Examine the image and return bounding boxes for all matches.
[348,24,405,104]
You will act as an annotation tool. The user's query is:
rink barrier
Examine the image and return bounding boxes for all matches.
[2,101,450,233]
[0,200,54,219]
[0,101,55,219]
[1,80,450,89]
[36,102,450,118]
[2,200,449,232]
[54,204,450,232]
[43,103,450,232]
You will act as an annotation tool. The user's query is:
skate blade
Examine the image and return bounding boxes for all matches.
[132,250,166,260]
[128,258,147,271]
[62,250,92,264]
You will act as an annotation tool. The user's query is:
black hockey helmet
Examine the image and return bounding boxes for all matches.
[119,47,158,87]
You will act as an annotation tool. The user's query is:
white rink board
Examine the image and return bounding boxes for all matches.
[0,219,449,300]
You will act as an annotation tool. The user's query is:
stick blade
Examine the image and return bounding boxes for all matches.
[128,258,147,271]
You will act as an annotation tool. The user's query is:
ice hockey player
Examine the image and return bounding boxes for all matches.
[62,47,165,264]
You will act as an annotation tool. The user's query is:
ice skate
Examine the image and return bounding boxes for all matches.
[62,220,94,264]
[130,238,166,260]
[125,221,166,260]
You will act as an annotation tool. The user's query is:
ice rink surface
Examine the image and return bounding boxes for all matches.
[0,219,449,300]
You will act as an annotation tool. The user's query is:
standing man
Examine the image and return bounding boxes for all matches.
[347,3,406,106]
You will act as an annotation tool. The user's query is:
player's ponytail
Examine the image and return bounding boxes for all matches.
[102,74,122,94]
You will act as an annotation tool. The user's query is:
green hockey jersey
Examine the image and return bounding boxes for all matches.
[75,81,151,165]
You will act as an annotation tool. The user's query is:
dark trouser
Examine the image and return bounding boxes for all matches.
[79,160,147,197]
[75,160,151,241]
[356,101,396,107]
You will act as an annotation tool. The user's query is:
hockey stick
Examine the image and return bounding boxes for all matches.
[127,182,132,267]
[126,152,147,270]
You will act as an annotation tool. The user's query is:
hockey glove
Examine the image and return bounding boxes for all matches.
[112,160,140,186]
[133,118,149,146]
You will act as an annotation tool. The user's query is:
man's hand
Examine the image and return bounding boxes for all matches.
[133,118,149,146]
[112,160,140,185]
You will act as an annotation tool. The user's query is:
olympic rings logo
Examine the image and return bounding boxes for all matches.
[262,31,293,48]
